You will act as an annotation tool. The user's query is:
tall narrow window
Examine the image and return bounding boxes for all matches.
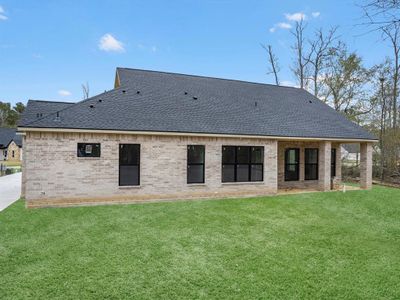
[285,148,299,181]
[222,146,264,182]
[187,145,205,184]
[119,144,140,186]
[305,148,319,180]
[331,148,337,177]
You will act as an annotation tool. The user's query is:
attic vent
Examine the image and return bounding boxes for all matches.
[309,100,313,103]
[184,92,188,95]
[255,101,258,107]
[192,96,198,100]
[54,111,61,122]
[122,90,126,94]
[89,104,94,108]
[98,99,103,103]
[36,113,43,118]
[136,91,140,94]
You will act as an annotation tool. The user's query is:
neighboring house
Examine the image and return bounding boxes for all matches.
[342,144,360,164]
[0,128,23,162]
[18,68,377,208]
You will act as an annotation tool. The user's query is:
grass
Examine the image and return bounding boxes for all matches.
[1,161,21,167]
[1,187,400,299]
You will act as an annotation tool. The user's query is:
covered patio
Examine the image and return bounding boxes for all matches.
[276,140,373,193]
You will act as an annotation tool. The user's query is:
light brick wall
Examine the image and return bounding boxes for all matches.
[360,142,373,189]
[318,141,331,191]
[24,132,278,207]
[5,141,21,162]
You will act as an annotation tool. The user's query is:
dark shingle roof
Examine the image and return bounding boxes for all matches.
[19,100,75,126]
[19,68,376,140]
[0,128,21,148]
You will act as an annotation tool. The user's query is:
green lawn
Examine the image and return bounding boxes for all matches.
[1,187,400,299]
[1,161,21,167]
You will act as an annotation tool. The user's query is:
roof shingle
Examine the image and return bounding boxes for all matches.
[19,68,376,141]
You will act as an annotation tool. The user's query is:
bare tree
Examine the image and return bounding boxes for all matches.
[261,44,280,85]
[308,27,338,98]
[382,24,400,129]
[82,82,90,100]
[362,0,400,31]
[291,19,313,89]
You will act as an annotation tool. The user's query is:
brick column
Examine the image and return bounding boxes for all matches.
[21,135,26,198]
[335,144,342,182]
[360,142,373,189]
[265,140,278,193]
[318,141,331,191]
[332,142,342,183]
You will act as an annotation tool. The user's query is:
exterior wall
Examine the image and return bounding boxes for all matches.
[0,149,4,160]
[24,132,278,207]
[5,141,22,162]
[278,141,341,191]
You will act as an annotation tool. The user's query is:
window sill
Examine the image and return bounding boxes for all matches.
[187,183,206,187]
[221,181,265,186]
[119,185,141,189]
[77,157,101,160]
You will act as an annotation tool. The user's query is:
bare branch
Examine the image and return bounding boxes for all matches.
[82,82,90,100]
[261,44,280,85]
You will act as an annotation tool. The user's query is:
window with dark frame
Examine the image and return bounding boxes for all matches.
[305,148,319,180]
[77,143,100,157]
[187,145,205,184]
[119,144,140,186]
[285,148,300,181]
[222,146,264,183]
[331,148,336,177]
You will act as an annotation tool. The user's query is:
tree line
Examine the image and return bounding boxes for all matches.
[0,102,25,128]
[263,0,400,181]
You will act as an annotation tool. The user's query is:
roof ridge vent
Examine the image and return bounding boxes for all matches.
[136,90,140,94]
[98,99,103,103]
[192,96,198,100]
[122,90,126,94]
[89,104,95,108]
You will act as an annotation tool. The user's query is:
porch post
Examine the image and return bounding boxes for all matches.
[332,143,342,183]
[21,135,26,198]
[319,141,331,191]
[360,142,373,189]
[265,140,278,194]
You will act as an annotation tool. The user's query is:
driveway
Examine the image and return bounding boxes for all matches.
[0,172,21,211]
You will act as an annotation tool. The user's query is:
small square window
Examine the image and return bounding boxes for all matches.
[77,143,100,157]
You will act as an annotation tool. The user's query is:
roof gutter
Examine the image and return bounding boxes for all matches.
[17,127,378,143]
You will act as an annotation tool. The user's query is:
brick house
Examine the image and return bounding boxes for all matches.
[18,68,377,208]
[0,128,22,162]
